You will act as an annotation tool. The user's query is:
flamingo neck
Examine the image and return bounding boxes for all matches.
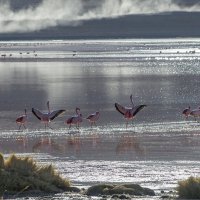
[130,95,134,107]
[47,101,50,113]
[76,108,80,115]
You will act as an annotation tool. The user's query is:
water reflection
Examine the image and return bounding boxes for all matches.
[116,133,144,156]
[0,129,200,161]
[32,138,65,153]
[28,133,102,156]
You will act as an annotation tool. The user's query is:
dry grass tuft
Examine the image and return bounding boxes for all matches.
[0,153,70,194]
[5,154,37,175]
[177,176,200,199]
[0,153,4,169]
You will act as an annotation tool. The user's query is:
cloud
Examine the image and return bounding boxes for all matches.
[1,0,200,33]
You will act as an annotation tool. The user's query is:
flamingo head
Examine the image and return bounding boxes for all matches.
[76,107,81,114]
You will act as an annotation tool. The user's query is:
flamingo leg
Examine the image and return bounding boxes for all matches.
[23,124,27,129]
[90,122,93,128]
[47,124,53,130]
[18,124,22,130]
[132,120,135,131]
[69,124,71,129]
[94,122,97,127]
[126,120,128,129]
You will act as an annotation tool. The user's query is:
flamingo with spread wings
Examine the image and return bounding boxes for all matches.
[115,95,146,128]
[32,101,65,130]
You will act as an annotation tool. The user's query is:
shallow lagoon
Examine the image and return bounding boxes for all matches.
[0,38,200,198]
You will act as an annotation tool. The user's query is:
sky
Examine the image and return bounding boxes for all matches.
[1,0,200,39]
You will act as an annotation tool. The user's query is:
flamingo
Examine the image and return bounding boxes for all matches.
[182,106,191,120]
[189,107,200,121]
[115,95,146,128]
[16,109,28,130]
[65,108,83,129]
[32,101,65,130]
[86,111,100,127]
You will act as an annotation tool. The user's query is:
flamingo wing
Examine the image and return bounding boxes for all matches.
[115,103,126,115]
[49,110,65,120]
[32,108,43,120]
[66,116,74,124]
[132,105,147,116]
[86,113,95,120]
[182,108,190,115]
[16,116,24,123]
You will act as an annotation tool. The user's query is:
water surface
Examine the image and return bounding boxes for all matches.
[0,39,200,197]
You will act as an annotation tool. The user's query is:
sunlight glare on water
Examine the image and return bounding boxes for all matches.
[0,39,200,198]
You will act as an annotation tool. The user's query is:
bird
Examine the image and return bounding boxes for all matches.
[189,107,200,121]
[65,108,83,129]
[86,111,100,127]
[182,106,191,120]
[16,109,28,130]
[32,101,65,130]
[115,95,146,128]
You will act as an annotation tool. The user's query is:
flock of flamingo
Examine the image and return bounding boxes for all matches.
[16,95,147,130]
[16,94,196,131]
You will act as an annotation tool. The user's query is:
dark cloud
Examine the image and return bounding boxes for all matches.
[1,0,200,34]
[173,0,200,6]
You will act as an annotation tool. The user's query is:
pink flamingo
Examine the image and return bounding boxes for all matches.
[182,106,191,120]
[115,95,146,128]
[86,111,100,127]
[65,108,82,129]
[16,109,28,130]
[32,101,65,130]
[189,107,200,121]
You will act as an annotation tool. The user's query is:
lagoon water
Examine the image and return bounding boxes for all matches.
[0,38,200,198]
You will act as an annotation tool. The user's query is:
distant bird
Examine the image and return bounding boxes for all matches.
[65,108,83,129]
[86,111,100,127]
[1,54,6,59]
[16,109,28,130]
[182,106,191,120]
[115,95,146,128]
[32,101,65,130]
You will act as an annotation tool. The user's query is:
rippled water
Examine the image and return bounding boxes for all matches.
[0,38,200,198]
